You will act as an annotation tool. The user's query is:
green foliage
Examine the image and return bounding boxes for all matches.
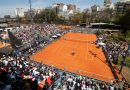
[115,9,130,31]
[95,31,106,36]
[113,14,122,24]
[126,57,130,68]
[119,36,126,42]
[108,33,127,42]
[34,8,58,23]
[90,8,115,23]
[110,34,120,41]
[126,31,130,40]
[126,31,130,37]
[118,56,130,68]
[71,12,82,24]
[4,15,11,19]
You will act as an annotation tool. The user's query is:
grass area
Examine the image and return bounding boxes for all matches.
[118,56,130,68]
[125,31,130,42]
[118,66,130,83]
[118,56,130,83]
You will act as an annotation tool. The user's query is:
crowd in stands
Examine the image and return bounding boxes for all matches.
[0,54,59,90]
[14,24,63,45]
[0,51,128,90]
[0,24,129,90]
[53,72,128,90]
[96,34,127,65]
[0,53,128,90]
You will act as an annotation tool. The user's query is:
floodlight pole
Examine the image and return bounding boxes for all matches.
[16,8,20,27]
[119,59,126,74]
[29,0,31,11]
[119,65,123,74]
[29,0,33,23]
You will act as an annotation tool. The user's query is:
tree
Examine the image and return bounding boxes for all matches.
[71,11,82,24]
[80,9,91,25]
[24,9,36,23]
[4,15,11,22]
[116,9,130,31]
[4,15,11,19]
[33,7,59,23]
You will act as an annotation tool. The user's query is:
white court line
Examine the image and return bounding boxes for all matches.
[89,34,93,60]
[92,42,94,60]
[84,36,88,65]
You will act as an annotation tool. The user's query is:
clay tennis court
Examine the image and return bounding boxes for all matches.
[31,32,115,82]
[58,25,77,29]
[0,42,10,48]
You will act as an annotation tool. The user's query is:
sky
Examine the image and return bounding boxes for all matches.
[0,0,117,17]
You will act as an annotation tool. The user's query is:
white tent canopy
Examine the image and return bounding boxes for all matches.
[99,38,103,40]
[56,34,61,36]
[52,35,57,38]
[98,42,106,46]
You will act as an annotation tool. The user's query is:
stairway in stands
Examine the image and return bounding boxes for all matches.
[48,71,63,90]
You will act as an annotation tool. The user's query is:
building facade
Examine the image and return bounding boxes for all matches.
[52,3,77,19]
[15,8,25,17]
[67,4,76,11]
[116,1,130,14]
[104,0,112,6]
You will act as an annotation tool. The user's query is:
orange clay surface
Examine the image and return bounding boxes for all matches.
[0,42,10,48]
[59,25,77,29]
[31,32,115,82]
